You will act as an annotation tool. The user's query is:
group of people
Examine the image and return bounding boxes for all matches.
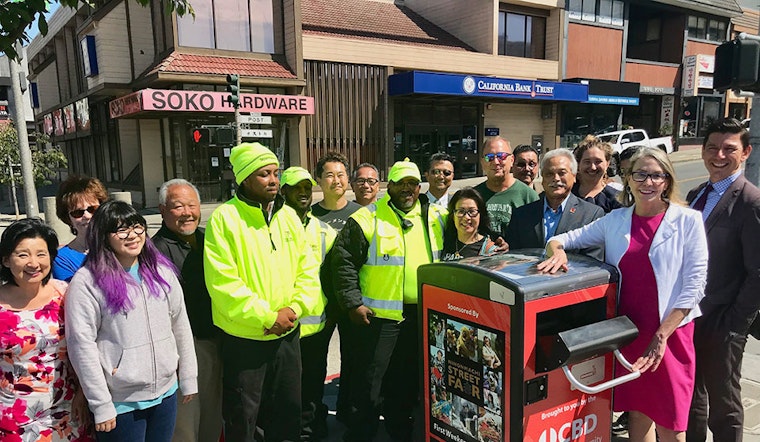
[1,117,758,442]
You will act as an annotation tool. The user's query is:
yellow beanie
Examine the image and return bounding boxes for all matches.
[230,142,279,185]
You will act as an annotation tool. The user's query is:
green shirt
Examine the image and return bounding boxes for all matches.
[485,180,539,237]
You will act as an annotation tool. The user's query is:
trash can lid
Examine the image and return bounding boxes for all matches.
[418,249,618,305]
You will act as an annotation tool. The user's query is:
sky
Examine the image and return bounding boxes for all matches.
[26,3,60,42]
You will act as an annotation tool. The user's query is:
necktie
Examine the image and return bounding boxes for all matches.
[692,183,713,212]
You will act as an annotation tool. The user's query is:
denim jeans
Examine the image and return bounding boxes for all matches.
[96,391,178,442]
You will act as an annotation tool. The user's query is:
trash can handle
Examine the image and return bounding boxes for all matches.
[561,350,640,394]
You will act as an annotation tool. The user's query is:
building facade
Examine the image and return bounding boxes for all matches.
[26,0,747,204]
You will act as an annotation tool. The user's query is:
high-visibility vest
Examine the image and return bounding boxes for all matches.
[350,195,446,322]
[300,214,336,338]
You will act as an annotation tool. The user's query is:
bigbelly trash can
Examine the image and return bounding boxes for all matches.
[418,250,639,442]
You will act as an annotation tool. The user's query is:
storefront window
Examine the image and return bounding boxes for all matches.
[177,0,215,49]
[688,16,725,42]
[251,0,275,53]
[567,0,624,26]
[177,0,275,54]
[216,0,251,51]
[498,11,545,59]
[561,103,620,149]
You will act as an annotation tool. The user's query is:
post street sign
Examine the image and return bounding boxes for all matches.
[238,114,272,125]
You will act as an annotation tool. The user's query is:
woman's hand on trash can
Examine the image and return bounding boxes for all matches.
[632,334,667,373]
[536,241,568,274]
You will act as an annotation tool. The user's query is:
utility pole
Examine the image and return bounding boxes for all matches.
[735,33,760,187]
[7,45,39,217]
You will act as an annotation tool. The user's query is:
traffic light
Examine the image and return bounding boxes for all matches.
[190,127,210,145]
[226,74,240,108]
[714,39,760,92]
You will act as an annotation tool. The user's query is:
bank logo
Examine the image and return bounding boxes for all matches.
[463,76,476,95]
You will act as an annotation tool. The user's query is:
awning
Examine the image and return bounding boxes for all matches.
[389,71,589,102]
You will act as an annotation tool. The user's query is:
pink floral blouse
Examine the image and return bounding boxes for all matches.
[0,281,92,441]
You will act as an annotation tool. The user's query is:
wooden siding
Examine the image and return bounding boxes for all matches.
[37,64,61,112]
[685,40,719,57]
[87,2,132,90]
[565,23,622,80]
[304,61,386,174]
[403,0,495,53]
[624,61,680,87]
[303,34,560,79]
[128,1,156,76]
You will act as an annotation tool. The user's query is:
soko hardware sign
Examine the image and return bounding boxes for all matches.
[110,89,315,118]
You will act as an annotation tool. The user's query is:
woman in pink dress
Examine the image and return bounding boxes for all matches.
[538,147,708,442]
[0,218,92,441]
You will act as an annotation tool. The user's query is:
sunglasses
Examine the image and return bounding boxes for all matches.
[430,169,453,177]
[483,152,512,162]
[515,161,538,169]
[69,205,99,219]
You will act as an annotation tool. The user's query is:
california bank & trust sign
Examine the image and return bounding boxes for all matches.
[388,71,588,102]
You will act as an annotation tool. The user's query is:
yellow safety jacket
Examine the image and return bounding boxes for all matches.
[350,194,446,322]
[300,213,337,338]
[203,195,320,341]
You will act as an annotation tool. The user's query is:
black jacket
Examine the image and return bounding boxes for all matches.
[152,224,219,339]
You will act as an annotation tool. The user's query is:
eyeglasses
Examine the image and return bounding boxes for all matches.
[515,161,538,169]
[113,224,146,239]
[454,208,480,218]
[631,171,669,183]
[353,178,379,186]
[483,152,512,162]
[69,205,99,219]
[430,169,453,177]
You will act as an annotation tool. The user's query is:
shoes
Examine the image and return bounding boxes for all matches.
[611,412,629,435]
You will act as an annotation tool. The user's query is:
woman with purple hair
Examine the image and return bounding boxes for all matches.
[65,201,198,441]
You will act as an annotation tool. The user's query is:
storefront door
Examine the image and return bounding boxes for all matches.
[400,125,479,179]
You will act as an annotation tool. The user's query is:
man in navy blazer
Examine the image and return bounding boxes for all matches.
[505,148,605,260]
[686,118,760,442]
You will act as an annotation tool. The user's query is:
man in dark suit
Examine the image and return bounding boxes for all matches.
[505,148,605,260]
[686,118,760,442]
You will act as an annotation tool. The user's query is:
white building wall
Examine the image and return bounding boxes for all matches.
[86,2,132,90]
[128,1,155,76]
[139,119,164,207]
[36,64,61,111]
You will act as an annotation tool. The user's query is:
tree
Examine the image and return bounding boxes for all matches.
[0,0,194,60]
[0,122,66,186]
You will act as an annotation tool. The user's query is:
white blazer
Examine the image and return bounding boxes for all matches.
[549,204,708,326]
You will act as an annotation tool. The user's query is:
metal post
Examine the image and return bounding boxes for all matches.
[235,107,242,145]
[7,48,39,217]
[738,33,760,186]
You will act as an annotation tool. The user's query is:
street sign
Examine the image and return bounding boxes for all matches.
[238,114,272,125]
[241,129,273,138]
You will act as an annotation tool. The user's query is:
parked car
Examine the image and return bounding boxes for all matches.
[597,128,675,176]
